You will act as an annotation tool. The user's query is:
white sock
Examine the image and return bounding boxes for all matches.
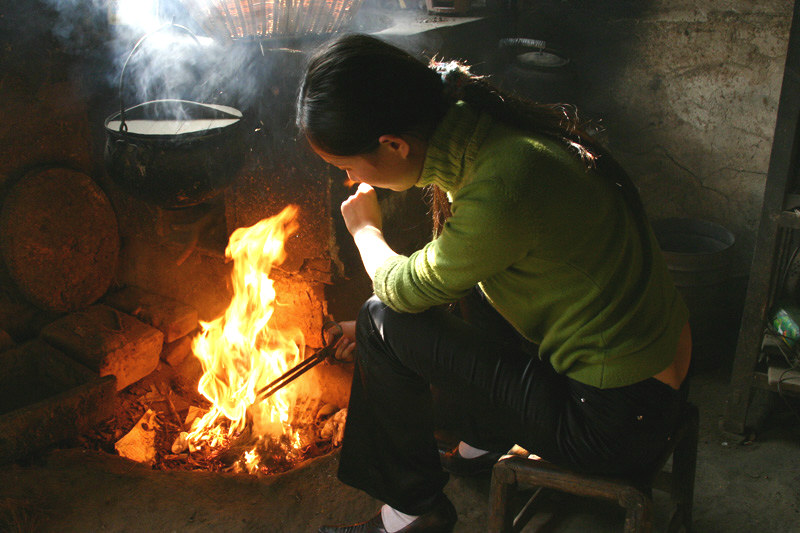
[381,504,419,533]
[458,441,490,459]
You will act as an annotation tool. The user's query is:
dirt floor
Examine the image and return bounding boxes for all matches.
[1,362,800,532]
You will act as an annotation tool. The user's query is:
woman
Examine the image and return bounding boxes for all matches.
[296,33,692,533]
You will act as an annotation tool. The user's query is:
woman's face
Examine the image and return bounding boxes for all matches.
[310,135,426,192]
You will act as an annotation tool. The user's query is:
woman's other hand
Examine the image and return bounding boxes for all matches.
[333,320,356,362]
[341,183,382,237]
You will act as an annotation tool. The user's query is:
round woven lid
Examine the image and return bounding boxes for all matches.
[0,167,120,312]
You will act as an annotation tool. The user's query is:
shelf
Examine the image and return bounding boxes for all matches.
[723,0,800,435]
[753,369,800,396]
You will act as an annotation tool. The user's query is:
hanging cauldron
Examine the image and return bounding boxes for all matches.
[104,24,245,209]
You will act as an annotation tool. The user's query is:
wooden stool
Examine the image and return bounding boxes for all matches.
[488,403,699,533]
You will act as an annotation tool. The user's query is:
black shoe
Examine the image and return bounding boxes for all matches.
[318,497,457,533]
[439,447,503,476]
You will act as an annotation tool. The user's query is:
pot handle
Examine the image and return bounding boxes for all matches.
[117,23,202,133]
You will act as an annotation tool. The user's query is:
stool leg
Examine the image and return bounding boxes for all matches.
[489,463,517,533]
[668,405,699,533]
[621,489,653,533]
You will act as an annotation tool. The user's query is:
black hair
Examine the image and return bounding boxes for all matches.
[296,33,448,155]
[297,34,636,235]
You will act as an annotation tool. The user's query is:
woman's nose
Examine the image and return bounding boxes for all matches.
[343,170,360,188]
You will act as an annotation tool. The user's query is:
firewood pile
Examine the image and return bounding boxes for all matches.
[79,365,346,475]
[66,285,347,475]
[0,282,347,474]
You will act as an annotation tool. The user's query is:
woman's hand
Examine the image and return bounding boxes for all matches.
[341,183,382,237]
[333,320,356,362]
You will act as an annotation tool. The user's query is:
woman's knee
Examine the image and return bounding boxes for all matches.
[354,295,396,365]
[354,296,417,375]
[355,296,428,367]
[357,295,427,348]
[356,295,387,340]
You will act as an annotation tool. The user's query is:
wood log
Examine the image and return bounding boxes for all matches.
[40,304,163,390]
[0,339,116,463]
[162,335,193,367]
[104,286,198,344]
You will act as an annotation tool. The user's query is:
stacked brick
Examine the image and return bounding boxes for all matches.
[39,287,198,391]
[103,286,199,370]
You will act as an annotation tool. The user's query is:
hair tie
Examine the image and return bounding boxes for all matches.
[430,59,482,101]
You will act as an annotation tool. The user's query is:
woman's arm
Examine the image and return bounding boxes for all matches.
[341,183,398,280]
[343,180,529,313]
[374,179,530,313]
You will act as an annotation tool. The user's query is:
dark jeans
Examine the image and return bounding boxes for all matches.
[337,292,687,515]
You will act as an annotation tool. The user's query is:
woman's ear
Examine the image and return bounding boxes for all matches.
[378,134,411,159]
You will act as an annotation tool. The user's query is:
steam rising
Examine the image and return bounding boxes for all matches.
[41,0,447,127]
[41,0,283,116]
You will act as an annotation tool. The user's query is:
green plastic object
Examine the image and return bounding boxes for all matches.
[772,306,800,346]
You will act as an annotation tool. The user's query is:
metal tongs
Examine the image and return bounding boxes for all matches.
[253,320,344,403]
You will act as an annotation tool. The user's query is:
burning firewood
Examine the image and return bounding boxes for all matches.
[185,406,207,427]
[318,408,347,447]
[114,409,160,464]
[164,393,348,474]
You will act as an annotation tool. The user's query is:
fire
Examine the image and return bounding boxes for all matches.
[186,205,306,472]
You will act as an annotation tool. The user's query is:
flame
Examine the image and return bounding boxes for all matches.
[343,177,358,189]
[187,205,304,469]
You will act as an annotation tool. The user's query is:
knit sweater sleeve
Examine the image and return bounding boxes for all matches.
[374,178,530,313]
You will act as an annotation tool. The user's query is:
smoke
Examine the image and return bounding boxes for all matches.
[115,32,241,111]
[34,0,268,116]
[42,0,109,52]
[36,0,456,126]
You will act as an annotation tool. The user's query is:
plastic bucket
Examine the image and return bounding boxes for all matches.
[652,218,735,286]
[651,218,736,368]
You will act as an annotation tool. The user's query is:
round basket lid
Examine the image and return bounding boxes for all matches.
[516,50,570,69]
[0,167,120,312]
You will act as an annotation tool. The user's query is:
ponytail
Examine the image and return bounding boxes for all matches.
[431,58,598,163]
[426,59,601,235]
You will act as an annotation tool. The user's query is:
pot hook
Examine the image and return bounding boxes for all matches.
[117,22,202,133]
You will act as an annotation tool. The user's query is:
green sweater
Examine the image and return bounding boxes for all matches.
[373,102,689,389]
